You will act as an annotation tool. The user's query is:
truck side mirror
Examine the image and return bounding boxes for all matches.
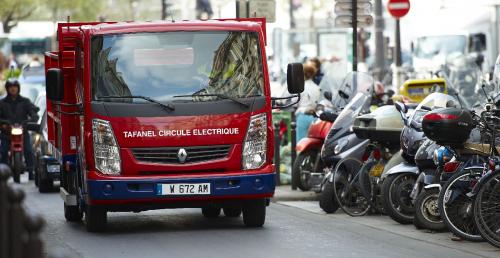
[287,63,304,94]
[46,68,64,101]
[469,33,486,52]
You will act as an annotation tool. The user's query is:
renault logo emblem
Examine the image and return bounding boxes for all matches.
[177,148,188,163]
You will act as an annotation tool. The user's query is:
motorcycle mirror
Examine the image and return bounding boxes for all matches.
[323,91,332,101]
[395,101,407,114]
[25,122,40,132]
[338,90,349,100]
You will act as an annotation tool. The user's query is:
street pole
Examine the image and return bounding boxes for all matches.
[289,0,295,28]
[393,18,402,89]
[374,0,385,81]
[161,0,166,20]
[395,18,402,67]
[352,0,358,72]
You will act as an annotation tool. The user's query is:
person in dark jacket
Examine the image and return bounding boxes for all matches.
[0,78,39,179]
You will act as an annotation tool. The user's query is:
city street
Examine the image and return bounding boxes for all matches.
[15,176,498,258]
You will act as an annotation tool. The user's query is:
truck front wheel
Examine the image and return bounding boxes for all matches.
[64,203,83,222]
[85,206,107,232]
[201,206,221,218]
[242,199,266,227]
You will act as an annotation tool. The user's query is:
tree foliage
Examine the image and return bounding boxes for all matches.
[0,0,37,33]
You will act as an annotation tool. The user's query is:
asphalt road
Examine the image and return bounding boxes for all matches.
[15,177,499,258]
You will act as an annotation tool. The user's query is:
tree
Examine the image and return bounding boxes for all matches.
[43,0,104,22]
[0,0,37,33]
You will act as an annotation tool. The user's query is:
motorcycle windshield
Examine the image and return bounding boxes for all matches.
[410,92,460,129]
[320,72,374,110]
[445,58,483,107]
[331,92,369,131]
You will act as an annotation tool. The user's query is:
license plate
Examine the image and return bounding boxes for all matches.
[158,183,211,195]
[46,164,60,173]
[369,164,385,177]
[408,88,424,96]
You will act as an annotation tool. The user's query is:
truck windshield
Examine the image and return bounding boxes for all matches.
[91,31,264,102]
[414,35,466,59]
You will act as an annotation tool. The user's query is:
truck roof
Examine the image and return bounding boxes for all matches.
[86,20,264,35]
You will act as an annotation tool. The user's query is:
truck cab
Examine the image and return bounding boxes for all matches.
[45,19,303,232]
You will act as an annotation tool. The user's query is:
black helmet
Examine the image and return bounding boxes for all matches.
[5,78,20,91]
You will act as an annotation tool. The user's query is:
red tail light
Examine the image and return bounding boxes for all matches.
[443,161,460,173]
[489,159,496,171]
[373,149,381,160]
[424,113,458,121]
[362,153,369,161]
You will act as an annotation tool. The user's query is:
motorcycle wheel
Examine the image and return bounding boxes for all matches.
[292,150,321,191]
[319,180,340,214]
[473,172,500,248]
[12,152,22,183]
[333,157,370,217]
[381,173,416,224]
[439,169,483,242]
[414,188,446,231]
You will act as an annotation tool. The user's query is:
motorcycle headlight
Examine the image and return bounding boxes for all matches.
[334,138,349,155]
[11,127,23,136]
[242,113,267,170]
[92,119,121,175]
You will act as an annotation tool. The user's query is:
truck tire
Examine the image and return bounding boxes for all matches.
[223,207,242,217]
[64,203,83,222]
[319,181,340,214]
[12,152,22,183]
[242,199,266,227]
[85,206,107,232]
[202,206,221,218]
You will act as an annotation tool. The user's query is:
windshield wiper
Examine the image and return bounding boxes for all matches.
[96,95,175,111]
[173,93,250,108]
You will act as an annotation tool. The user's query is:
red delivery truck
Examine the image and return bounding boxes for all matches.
[44,19,303,232]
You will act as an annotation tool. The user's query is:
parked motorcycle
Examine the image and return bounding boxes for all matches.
[318,72,374,213]
[292,94,335,191]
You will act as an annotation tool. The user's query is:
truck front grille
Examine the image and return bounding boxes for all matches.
[131,145,231,164]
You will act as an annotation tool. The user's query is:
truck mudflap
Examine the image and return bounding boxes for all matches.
[86,172,275,203]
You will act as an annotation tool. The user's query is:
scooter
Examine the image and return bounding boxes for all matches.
[292,93,335,191]
[380,101,426,224]
[318,72,375,213]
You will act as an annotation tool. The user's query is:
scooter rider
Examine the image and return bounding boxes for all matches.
[0,78,39,179]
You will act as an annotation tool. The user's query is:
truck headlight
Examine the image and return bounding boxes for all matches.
[92,119,121,175]
[242,113,267,170]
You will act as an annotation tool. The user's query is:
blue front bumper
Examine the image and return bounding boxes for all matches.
[87,173,276,201]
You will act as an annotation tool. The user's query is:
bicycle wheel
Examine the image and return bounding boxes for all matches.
[473,172,500,248]
[439,168,483,242]
[333,157,371,217]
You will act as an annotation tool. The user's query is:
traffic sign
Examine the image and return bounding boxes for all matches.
[334,2,372,16]
[387,0,410,18]
[335,15,373,28]
[236,0,276,22]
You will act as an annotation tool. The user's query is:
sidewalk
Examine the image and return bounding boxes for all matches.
[272,185,319,202]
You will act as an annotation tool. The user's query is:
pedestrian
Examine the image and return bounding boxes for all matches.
[8,54,18,70]
[0,79,39,180]
[295,64,320,142]
[307,57,324,85]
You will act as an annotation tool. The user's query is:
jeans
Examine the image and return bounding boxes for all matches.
[0,132,34,171]
[296,113,315,143]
